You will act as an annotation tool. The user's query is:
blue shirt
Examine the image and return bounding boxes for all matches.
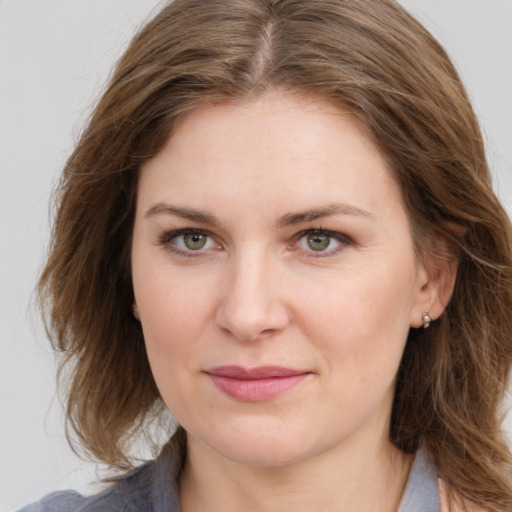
[19,444,439,512]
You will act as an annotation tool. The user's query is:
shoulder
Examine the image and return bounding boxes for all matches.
[17,463,155,512]
[17,491,87,512]
[16,438,183,512]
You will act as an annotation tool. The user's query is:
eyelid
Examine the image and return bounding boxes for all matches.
[160,228,211,244]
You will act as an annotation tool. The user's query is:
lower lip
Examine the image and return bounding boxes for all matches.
[208,374,309,401]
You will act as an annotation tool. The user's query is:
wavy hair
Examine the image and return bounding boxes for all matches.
[39,0,512,509]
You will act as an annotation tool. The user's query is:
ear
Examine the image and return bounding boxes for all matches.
[132,301,141,321]
[410,224,463,328]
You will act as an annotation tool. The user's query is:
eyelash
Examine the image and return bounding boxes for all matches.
[158,228,353,258]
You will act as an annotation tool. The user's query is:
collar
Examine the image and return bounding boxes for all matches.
[398,448,440,512]
[150,438,440,512]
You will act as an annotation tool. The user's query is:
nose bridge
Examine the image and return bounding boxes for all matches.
[215,245,289,341]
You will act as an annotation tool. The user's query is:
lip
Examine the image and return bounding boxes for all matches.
[205,366,311,401]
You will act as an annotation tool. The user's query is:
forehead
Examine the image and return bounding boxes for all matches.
[137,92,403,223]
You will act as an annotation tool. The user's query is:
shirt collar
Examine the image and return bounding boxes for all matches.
[398,448,440,512]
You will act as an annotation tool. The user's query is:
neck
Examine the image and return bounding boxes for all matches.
[179,433,412,512]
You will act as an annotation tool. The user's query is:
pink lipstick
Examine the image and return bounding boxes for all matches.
[205,366,311,401]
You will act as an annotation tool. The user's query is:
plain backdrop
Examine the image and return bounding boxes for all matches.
[1,1,511,511]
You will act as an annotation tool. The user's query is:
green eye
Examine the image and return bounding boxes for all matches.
[183,232,208,250]
[294,229,348,256]
[161,229,217,255]
[306,232,331,251]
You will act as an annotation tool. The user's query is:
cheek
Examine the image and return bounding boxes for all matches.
[135,279,209,414]
[296,261,416,373]
[131,250,209,365]
[138,279,210,359]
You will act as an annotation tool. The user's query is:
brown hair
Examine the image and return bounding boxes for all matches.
[39,0,512,509]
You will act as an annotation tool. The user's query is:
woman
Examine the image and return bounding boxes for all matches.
[20,0,512,510]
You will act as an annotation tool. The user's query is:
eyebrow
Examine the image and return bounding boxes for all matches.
[275,203,375,228]
[144,202,375,227]
[145,203,220,226]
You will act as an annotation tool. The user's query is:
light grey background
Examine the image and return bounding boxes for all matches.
[1,1,511,511]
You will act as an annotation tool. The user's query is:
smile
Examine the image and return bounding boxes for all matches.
[205,366,312,401]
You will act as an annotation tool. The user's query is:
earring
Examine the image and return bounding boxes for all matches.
[422,312,432,329]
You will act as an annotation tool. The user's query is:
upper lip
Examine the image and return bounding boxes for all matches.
[205,366,311,379]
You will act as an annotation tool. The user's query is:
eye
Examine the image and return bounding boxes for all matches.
[293,229,349,256]
[160,229,218,254]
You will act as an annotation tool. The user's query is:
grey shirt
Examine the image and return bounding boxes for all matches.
[19,444,439,512]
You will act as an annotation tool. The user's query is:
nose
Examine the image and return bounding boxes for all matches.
[215,251,290,342]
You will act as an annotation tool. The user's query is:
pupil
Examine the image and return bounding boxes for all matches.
[184,233,206,250]
[307,233,330,251]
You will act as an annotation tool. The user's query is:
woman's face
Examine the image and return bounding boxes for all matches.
[131,92,432,467]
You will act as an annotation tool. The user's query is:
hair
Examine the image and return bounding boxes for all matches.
[39,0,512,509]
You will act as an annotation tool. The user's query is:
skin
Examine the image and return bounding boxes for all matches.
[131,92,453,512]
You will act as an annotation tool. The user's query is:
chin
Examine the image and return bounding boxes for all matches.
[188,419,323,468]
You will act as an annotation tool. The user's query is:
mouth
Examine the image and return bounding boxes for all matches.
[204,366,312,401]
